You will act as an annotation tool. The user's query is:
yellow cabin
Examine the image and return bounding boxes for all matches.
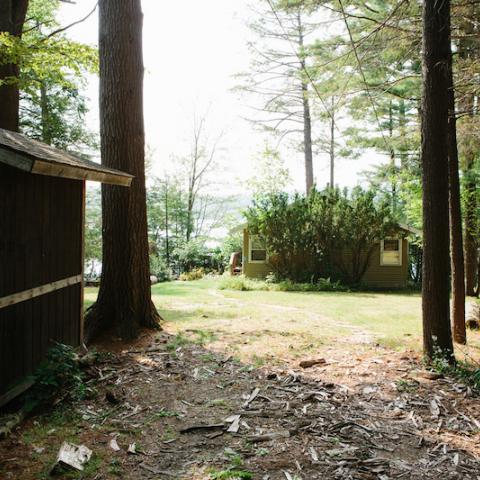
[240,225,419,289]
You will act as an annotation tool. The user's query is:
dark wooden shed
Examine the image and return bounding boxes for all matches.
[0,129,132,406]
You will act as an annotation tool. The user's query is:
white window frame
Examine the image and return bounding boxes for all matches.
[249,235,268,263]
[380,237,403,266]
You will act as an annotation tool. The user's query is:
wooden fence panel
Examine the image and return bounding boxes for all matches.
[0,164,84,399]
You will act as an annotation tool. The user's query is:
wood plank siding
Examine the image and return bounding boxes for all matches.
[0,163,83,398]
[357,239,409,288]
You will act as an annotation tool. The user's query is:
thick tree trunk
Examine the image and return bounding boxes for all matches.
[302,81,314,194]
[398,99,408,168]
[84,0,161,342]
[0,0,29,131]
[297,12,314,194]
[464,166,478,296]
[421,0,454,361]
[186,189,194,242]
[164,182,170,266]
[446,45,466,345]
[458,3,478,297]
[40,82,52,144]
[388,102,397,215]
[302,86,314,194]
[329,96,335,188]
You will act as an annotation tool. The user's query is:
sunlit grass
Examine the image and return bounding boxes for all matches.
[84,277,480,362]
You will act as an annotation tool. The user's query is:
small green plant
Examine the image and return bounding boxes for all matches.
[166,333,191,351]
[208,449,252,479]
[24,343,86,412]
[430,346,480,391]
[237,364,255,373]
[252,354,266,367]
[201,353,217,363]
[192,329,218,345]
[179,267,205,281]
[108,458,123,476]
[75,453,102,478]
[395,379,419,393]
[154,409,180,418]
[230,455,243,468]
[255,447,269,457]
[161,425,177,442]
[209,470,253,480]
[43,451,102,479]
[22,406,80,445]
[208,398,229,408]
[223,448,243,467]
[144,409,181,426]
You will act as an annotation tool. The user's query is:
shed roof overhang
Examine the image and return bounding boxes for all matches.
[0,129,133,187]
[397,223,422,236]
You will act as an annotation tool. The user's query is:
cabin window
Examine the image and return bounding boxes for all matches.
[249,235,267,263]
[380,238,402,266]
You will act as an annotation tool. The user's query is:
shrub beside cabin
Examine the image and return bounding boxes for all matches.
[241,226,418,288]
[0,129,132,406]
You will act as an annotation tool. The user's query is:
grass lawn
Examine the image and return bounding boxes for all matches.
[85,276,480,364]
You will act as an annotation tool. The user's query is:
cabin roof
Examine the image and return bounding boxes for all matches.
[397,223,422,236]
[0,128,132,187]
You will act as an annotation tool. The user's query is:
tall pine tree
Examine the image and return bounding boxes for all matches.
[0,0,29,130]
[421,0,454,360]
[84,0,161,341]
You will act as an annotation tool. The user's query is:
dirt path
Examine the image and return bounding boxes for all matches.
[1,330,480,479]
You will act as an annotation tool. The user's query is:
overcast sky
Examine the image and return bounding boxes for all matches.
[59,0,383,194]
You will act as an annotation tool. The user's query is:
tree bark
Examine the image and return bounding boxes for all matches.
[302,80,314,194]
[297,12,314,194]
[0,0,29,131]
[164,179,170,266]
[398,99,408,168]
[446,45,466,345]
[186,175,195,242]
[40,82,52,144]
[421,0,454,361]
[458,3,478,297]
[329,96,335,188]
[464,160,478,296]
[448,59,467,345]
[388,101,398,215]
[84,0,161,342]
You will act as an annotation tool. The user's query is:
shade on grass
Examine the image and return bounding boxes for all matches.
[84,277,480,356]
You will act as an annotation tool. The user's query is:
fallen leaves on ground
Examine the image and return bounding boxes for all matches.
[1,332,480,479]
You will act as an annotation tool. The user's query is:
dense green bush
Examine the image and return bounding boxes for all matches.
[245,187,396,286]
[149,254,172,282]
[173,240,224,274]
